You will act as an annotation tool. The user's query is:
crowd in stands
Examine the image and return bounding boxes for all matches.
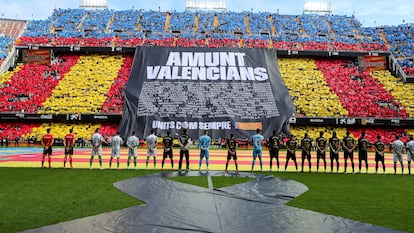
[371,70,414,117]
[279,58,348,117]
[0,64,21,84]
[0,123,40,144]
[0,122,120,146]
[0,36,13,65]
[316,59,408,118]
[2,9,412,77]
[28,122,117,143]
[101,55,133,113]
[39,54,124,114]
[0,9,413,145]
[380,24,414,76]
[13,9,389,53]
[1,52,413,144]
[0,19,27,66]
[0,55,79,113]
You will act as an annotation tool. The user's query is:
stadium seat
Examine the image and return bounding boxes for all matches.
[381,24,414,72]
[1,9,412,144]
[0,55,79,113]
[39,54,124,114]
[101,55,133,113]
[0,123,40,142]
[278,58,348,117]
[315,59,407,118]
[28,123,102,142]
[371,70,414,117]
[348,128,407,145]
[0,64,22,84]
[15,9,389,52]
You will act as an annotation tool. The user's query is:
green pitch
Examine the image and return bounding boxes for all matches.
[0,168,156,233]
[0,168,413,233]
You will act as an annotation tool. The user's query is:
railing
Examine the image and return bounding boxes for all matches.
[0,46,17,75]
[388,54,409,82]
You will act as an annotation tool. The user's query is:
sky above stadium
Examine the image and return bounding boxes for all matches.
[0,0,412,27]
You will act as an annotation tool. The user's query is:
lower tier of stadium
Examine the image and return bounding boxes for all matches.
[0,147,409,175]
[1,55,414,145]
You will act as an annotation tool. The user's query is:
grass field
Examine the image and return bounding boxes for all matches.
[0,168,156,233]
[0,167,413,233]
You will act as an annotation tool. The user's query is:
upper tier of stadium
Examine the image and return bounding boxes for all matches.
[0,8,413,143]
[0,8,411,76]
[18,9,386,50]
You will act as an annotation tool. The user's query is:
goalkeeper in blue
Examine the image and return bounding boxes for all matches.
[251,128,264,172]
[198,130,211,171]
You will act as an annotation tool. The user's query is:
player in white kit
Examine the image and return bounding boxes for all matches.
[406,135,414,175]
[392,135,405,175]
[127,132,140,170]
[146,129,158,170]
[109,131,124,170]
[90,128,104,170]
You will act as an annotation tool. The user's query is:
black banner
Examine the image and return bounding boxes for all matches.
[118,47,294,139]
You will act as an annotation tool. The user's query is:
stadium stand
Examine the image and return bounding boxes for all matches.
[169,11,196,34]
[0,8,413,146]
[371,70,414,117]
[315,59,407,118]
[348,128,407,145]
[0,19,26,39]
[247,12,272,36]
[0,19,26,66]
[26,122,117,142]
[39,54,124,114]
[0,64,22,84]
[101,55,133,113]
[0,55,79,113]
[292,126,405,145]
[279,58,348,117]
[291,126,348,142]
[0,20,25,65]
[381,24,414,75]
[0,36,13,64]
[197,11,216,33]
[0,123,40,142]
[15,9,391,51]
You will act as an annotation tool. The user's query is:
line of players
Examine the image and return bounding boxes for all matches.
[40,127,414,175]
[258,129,413,175]
[87,128,213,171]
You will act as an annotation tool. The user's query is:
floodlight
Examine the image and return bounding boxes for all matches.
[303,1,332,14]
[79,0,108,8]
[185,0,227,11]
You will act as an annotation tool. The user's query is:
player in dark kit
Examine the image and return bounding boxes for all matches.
[329,131,341,173]
[315,131,327,173]
[358,132,370,174]
[162,131,174,170]
[268,131,281,172]
[41,128,54,169]
[284,135,298,172]
[63,129,75,169]
[178,129,191,171]
[300,133,313,173]
[374,135,386,174]
[225,133,239,173]
[342,131,356,174]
